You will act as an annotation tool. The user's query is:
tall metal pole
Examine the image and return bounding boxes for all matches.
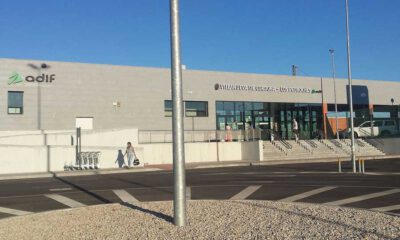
[329,49,340,140]
[320,77,327,139]
[292,65,297,76]
[37,68,42,130]
[345,0,356,172]
[169,0,186,226]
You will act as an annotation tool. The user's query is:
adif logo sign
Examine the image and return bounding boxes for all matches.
[8,71,56,85]
[8,71,24,85]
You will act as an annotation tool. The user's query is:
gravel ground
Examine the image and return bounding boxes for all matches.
[0,200,399,240]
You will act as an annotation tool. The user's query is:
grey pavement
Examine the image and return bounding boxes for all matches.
[0,159,398,219]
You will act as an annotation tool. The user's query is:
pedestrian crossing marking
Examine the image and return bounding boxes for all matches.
[45,194,86,208]
[113,189,139,203]
[0,207,32,216]
[230,185,261,200]
[371,204,400,212]
[279,186,337,202]
[325,189,400,206]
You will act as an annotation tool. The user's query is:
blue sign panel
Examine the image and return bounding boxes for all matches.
[346,85,369,105]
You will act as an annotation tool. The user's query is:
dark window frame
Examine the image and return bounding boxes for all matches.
[164,100,172,117]
[164,100,209,117]
[7,91,24,115]
[185,101,208,117]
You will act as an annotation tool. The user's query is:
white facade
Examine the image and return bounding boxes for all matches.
[1,58,399,131]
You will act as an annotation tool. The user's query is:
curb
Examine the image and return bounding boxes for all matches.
[1,155,399,181]
[0,167,163,181]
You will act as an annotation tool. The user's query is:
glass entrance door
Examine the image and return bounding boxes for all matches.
[275,104,322,140]
[216,116,235,130]
[253,110,271,140]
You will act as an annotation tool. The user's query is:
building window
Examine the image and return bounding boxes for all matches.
[165,100,209,117]
[164,100,172,117]
[185,101,208,117]
[8,91,23,114]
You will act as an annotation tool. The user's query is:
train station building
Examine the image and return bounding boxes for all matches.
[1,58,400,140]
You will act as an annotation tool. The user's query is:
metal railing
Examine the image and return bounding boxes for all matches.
[138,129,269,144]
[297,140,313,154]
[271,141,288,155]
[305,140,318,148]
[318,139,335,152]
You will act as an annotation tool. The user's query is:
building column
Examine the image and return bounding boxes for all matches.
[270,103,276,141]
[369,103,374,136]
[369,104,374,117]
[323,102,328,139]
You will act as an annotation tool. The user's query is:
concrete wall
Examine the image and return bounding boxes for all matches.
[365,138,400,155]
[0,134,45,145]
[1,58,400,131]
[140,141,261,165]
[46,134,73,146]
[241,141,264,161]
[0,128,138,147]
[0,145,48,174]
[79,129,138,146]
[0,141,261,174]
[49,146,145,170]
[0,145,145,174]
[0,130,43,137]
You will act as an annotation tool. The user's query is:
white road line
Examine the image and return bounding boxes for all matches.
[371,204,400,212]
[240,173,296,177]
[49,188,73,192]
[113,189,139,203]
[325,188,400,206]
[45,194,86,208]
[0,207,32,216]
[365,172,400,176]
[256,175,296,177]
[229,181,274,184]
[279,186,337,202]
[202,173,233,176]
[230,185,261,200]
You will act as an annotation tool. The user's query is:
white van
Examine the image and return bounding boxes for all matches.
[349,120,399,138]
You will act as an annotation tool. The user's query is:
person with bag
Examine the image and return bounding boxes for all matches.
[124,142,139,168]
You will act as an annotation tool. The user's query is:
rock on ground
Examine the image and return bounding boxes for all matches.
[0,200,398,240]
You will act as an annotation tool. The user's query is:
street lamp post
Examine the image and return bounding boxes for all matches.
[28,63,49,131]
[329,49,340,140]
[345,0,356,173]
[169,0,186,226]
[398,104,400,133]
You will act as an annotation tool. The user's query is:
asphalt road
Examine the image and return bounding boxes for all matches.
[0,159,399,219]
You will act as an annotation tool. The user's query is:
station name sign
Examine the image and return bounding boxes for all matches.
[214,83,314,94]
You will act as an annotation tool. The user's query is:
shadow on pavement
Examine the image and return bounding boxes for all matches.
[52,174,173,223]
[106,175,174,195]
[122,202,173,224]
[53,175,112,204]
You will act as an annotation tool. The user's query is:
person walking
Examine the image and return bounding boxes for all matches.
[124,142,137,168]
[292,119,299,141]
[225,124,232,142]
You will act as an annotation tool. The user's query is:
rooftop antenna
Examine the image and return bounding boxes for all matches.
[292,65,298,76]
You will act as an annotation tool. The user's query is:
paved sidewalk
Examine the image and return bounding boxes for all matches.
[0,167,162,181]
[1,155,399,181]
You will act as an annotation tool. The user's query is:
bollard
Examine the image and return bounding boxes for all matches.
[358,159,362,173]
[338,158,342,173]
